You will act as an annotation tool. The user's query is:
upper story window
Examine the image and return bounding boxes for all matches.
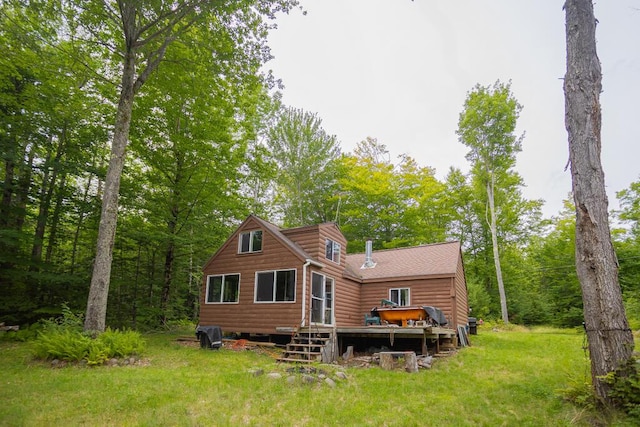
[239,230,262,253]
[206,274,240,304]
[389,288,410,306]
[325,239,341,264]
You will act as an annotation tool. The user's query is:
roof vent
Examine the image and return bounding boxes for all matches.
[361,239,376,269]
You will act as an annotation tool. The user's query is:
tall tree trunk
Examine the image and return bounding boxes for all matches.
[46,173,67,263]
[564,0,634,402]
[160,238,175,326]
[487,177,509,323]
[14,144,34,231]
[71,173,94,275]
[0,144,16,229]
[84,50,136,332]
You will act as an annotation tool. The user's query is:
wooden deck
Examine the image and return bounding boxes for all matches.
[277,325,459,361]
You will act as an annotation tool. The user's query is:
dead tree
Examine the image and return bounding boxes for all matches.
[563,0,634,402]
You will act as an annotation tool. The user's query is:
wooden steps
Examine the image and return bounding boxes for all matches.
[277,331,332,363]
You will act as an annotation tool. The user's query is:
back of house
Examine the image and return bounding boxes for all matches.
[199,215,468,339]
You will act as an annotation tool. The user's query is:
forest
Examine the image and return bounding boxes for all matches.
[1,1,639,332]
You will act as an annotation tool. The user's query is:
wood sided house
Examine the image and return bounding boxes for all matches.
[200,214,469,361]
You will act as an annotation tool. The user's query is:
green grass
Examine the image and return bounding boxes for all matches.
[0,327,635,426]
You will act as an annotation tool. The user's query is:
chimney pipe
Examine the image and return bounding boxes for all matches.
[361,239,376,269]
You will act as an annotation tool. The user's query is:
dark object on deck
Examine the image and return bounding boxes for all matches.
[196,325,222,349]
[422,306,448,327]
[468,317,477,335]
[364,311,381,325]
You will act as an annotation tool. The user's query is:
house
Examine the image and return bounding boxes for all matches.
[200,215,469,357]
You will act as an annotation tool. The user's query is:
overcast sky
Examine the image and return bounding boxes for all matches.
[265,0,640,218]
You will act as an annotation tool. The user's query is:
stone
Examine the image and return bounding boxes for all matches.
[342,346,354,360]
[286,375,297,384]
[324,378,336,388]
[335,371,348,380]
[301,374,316,384]
[250,368,264,377]
[266,372,282,379]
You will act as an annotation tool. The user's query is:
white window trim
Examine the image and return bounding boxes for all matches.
[238,230,262,254]
[311,272,334,325]
[205,273,241,304]
[389,287,410,306]
[325,239,341,264]
[254,269,297,303]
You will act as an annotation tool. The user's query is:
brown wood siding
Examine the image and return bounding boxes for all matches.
[200,218,305,334]
[311,224,362,327]
[200,216,468,334]
[454,255,469,328]
[282,225,320,259]
[359,277,456,327]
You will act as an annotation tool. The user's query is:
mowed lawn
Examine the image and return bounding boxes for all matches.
[0,327,631,426]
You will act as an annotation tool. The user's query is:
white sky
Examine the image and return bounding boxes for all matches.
[265,0,640,219]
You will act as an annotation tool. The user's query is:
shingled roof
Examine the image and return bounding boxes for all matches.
[344,241,462,281]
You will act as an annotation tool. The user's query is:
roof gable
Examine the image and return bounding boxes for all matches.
[344,241,462,281]
[202,215,320,270]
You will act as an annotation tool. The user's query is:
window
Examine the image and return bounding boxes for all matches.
[206,274,240,303]
[325,239,341,263]
[255,269,296,302]
[239,230,262,253]
[389,288,410,306]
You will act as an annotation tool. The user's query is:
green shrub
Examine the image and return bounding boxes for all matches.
[602,357,640,419]
[96,328,146,358]
[32,328,146,365]
[86,341,109,366]
[32,307,146,366]
[32,329,92,361]
[0,324,39,342]
[38,303,84,333]
[559,372,597,411]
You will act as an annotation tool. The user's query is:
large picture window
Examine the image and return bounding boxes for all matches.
[206,274,240,303]
[238,230,262,253]
[389,288,410,306]
[255,269,296,302]
[325,239,341,263]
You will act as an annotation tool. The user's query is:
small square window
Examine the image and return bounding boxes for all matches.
[389,288,410,306]
[239,230,262,253]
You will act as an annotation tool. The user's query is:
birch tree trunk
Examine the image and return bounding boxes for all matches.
[563,0,634,401]
[487,177,508,324]
[84,49,137,332]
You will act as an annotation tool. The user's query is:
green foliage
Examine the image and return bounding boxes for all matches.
[337,138,448,249]
[32,328,145,365]
[96,328,146,358]
[601,357,640,419]
[31,308,145,364]
[559,372,598,411]
[265,106,341,227]
[467,281,492,320]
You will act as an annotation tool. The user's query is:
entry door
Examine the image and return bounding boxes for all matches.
[311,273,334,325]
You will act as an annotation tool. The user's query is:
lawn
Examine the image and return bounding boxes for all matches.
[0,326,634,426]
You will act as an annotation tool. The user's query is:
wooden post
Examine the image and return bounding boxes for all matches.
[379,352,395,370]
[342,345,354,360]
[404,352,419,373]
[379,351,419,373]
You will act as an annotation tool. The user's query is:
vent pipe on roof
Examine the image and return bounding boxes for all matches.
[361,239,377,269]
